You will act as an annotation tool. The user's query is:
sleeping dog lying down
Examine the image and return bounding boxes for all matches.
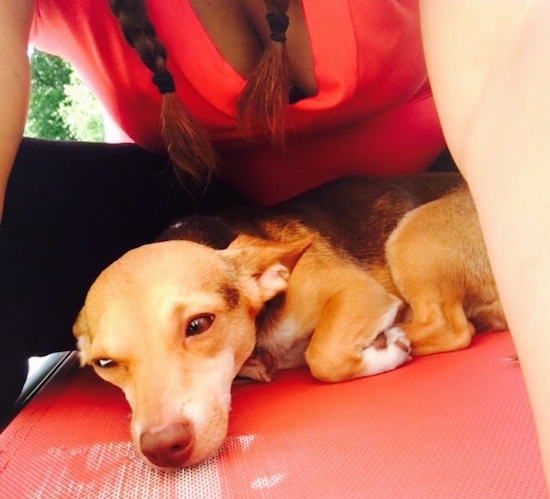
[73,172,507,469]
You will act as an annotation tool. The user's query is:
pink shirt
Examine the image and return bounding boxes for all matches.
[31,0,444,205]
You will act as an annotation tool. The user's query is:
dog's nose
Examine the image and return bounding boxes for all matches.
[140,422,194,468]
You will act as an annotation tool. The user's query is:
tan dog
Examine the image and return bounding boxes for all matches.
[73,173,506,469]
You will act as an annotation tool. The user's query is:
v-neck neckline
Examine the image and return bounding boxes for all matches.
[151,1,358,121]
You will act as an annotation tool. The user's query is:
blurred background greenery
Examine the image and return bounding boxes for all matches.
[25,48,104,142]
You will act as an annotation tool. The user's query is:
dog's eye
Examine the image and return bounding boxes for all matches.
[93,358,117,369]
[186,315,214,336]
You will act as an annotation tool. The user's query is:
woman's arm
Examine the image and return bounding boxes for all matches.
[421,0,550,485]
[0,0,34,221]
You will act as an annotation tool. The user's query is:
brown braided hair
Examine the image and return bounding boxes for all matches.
[108,0,291,183]
[237,0,290,144]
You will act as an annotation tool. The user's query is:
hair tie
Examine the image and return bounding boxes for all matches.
[152,71,176,95]
[266,12,289,43]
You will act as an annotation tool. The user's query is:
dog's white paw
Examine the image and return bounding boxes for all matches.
[361,326,412,376]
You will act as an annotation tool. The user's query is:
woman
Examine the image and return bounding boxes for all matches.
[1,0,550,485]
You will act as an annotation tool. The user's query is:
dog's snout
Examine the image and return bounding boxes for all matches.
[140,422,194,468]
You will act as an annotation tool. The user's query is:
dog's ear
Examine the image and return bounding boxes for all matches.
[73,308,92,367]
[224,234,315,303]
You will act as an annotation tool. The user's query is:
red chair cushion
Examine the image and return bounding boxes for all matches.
[0,331,547,498]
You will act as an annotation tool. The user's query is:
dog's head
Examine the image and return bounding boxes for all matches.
[73,236,311,469]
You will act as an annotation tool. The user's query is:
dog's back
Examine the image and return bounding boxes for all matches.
[261,172,464,264]
[162,173,465,267]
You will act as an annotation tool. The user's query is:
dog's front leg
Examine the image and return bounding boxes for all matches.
[237,348,275,382]
[304,271,411,383]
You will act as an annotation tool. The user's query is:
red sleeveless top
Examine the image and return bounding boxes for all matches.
[31,0,444,204]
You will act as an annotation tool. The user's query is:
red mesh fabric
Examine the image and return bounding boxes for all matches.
[0,331,547,498]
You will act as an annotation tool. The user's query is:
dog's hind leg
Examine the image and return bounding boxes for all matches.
[397,294,475,356]
[304,270,411,382]
[386,189,479,356]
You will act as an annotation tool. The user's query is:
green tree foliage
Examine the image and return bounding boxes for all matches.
[24,49,104,142]
[61,72,104,142]
[25,49,75,140]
